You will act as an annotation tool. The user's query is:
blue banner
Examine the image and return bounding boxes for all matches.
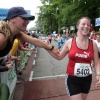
[95,17,100,26]
[0,8,8,20]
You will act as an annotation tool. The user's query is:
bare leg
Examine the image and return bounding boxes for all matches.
[82,93,88,100]
[69,93,82,100]
[68,93,88,100]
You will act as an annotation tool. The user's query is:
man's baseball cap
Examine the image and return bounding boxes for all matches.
[6,7,35,20]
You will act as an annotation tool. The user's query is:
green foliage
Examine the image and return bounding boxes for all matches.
[35,0,100,34]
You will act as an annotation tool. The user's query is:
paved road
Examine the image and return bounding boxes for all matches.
[13,40,100,100]
[26,40,100,100]
[32,40,68,79]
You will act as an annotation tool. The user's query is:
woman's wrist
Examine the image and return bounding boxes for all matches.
[49,46,54,50]
[46,45,54,50]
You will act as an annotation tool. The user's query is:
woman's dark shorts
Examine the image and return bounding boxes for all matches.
[98,52,100,58]
[65,74,92,96]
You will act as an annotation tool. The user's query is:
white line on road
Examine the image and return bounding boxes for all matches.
[29,71,34,81]
[32,74,66,80]
[35,54,36,57]
[33,60,35,65]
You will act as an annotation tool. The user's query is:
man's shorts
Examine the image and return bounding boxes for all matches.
[65,74,92,96]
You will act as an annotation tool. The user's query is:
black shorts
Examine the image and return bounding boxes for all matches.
[65,74,92,96]
[98,52,100,58]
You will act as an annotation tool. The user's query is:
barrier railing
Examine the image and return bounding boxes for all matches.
[0,62,17,100]
[0,50,32,100]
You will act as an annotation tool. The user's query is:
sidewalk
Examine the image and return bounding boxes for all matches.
[13,52,100,100]
[13,51,35,100]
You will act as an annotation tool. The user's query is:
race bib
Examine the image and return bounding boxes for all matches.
[74,63,92,77]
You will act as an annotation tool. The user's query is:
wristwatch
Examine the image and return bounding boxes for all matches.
[50,46,54,50]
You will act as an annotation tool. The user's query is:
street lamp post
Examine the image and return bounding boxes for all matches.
[56,7,59,34]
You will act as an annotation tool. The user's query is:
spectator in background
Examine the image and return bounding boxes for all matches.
[89,30,96,40]
[48,35,52,43]
[0,6,58,100]
[31,34,37,48]
[0,6,57,58]
[10,38,35,56]
[0,6,58,74]
[65,28,70,39]
[91,31,100,73]
[0,54,13,72]
[93,31,100,58]
[57,34,62,51]
[61,34,67,44]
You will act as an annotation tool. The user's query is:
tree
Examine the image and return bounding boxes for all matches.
[36,0,100,34]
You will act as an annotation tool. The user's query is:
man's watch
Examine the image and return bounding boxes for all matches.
[50,46,54,50]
